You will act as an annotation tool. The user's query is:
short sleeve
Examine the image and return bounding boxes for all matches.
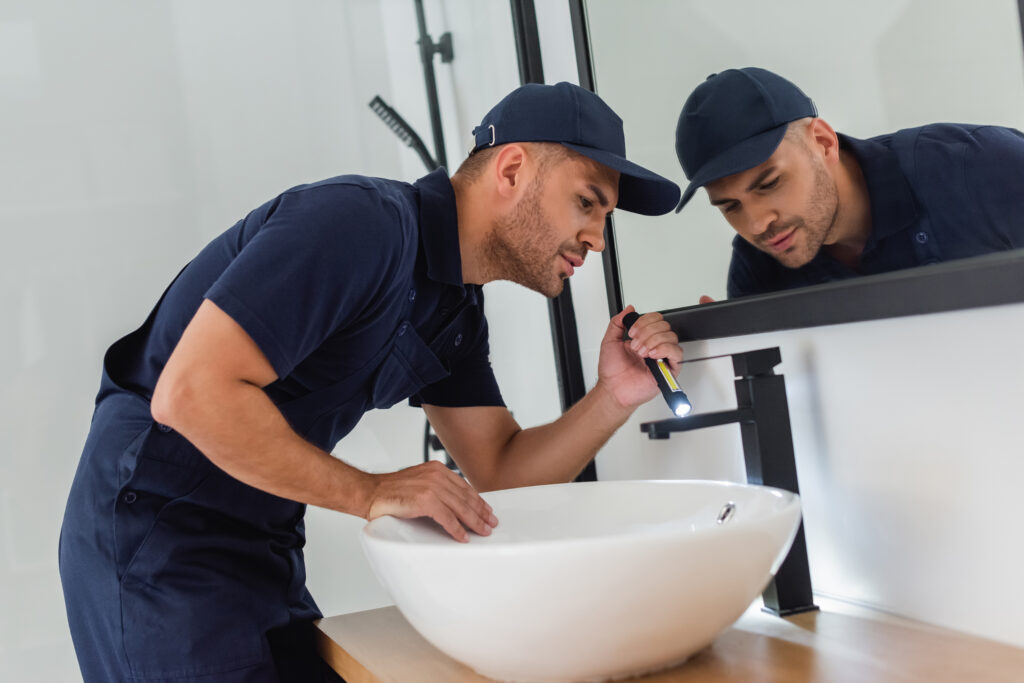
[205,184,405,379]
[963,126,1024,249]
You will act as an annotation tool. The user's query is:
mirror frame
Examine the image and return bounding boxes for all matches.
[568,0,1024,341]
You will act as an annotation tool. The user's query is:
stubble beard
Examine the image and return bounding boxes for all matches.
[764,160,839,269]
[482,178,569,298]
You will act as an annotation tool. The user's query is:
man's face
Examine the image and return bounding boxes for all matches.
[705,135,839,269]
[486,153,618,297]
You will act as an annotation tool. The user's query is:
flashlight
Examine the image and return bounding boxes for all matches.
[623,312,692,418]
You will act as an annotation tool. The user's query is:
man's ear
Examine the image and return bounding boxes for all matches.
[808,117,840,163]
[492,143,527,200]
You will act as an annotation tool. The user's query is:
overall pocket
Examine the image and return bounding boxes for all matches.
[115,434,269,678]
[370,321,449,409]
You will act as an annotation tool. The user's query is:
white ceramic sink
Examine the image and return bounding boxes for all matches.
[361,479,802,683]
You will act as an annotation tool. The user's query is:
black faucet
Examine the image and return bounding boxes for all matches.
[641,347,817,617]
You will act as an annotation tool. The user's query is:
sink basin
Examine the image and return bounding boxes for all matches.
[360,479,802,682]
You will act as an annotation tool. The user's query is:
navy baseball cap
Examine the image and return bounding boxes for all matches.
[471,82,681,216]
[674,68,817,212]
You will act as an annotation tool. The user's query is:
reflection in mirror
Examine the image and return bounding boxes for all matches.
[583,0,1024,313]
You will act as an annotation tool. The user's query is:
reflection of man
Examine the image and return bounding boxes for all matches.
[59,82,683,682]
[673,67,1024,299]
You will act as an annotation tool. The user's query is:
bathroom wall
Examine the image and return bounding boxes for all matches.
[1,1,559,681]
[535,1,1024,649]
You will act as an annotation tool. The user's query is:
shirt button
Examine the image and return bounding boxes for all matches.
[408,289,416,302]
[439,307,450,317]
[123,491,138,504]
[915,232,929,244]
[454,333,463,347]
[157,423,172,433]
[398,323,408,336]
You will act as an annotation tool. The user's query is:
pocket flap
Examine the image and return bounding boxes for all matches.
[371,322,449,409]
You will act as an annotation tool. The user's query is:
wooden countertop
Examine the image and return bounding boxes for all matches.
[315,601,1024,682]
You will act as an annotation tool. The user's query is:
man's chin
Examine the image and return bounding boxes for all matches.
[513,276,565,298]
[775,252,815,269]
[764,242,817,270]
[544,279,567,298]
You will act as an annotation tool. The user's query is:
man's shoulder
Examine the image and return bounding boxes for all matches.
[258,174,418,248]
[882,122,1023,156]
[280,174,414,218]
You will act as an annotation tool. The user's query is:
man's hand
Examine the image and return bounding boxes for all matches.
[365,460,499,543]
[699,295,715,304]
[596,305,683,409]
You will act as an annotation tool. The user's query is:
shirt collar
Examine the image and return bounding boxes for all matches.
[838,133,918,243]
[414,168,465,288]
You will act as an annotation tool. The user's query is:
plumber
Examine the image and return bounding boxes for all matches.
[674,67,1024,299]
[58,82,682,682]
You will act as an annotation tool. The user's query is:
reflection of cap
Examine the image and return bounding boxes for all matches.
[674,68,817,212]
[471,82,681,216]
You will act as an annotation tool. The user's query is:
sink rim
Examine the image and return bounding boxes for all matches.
[362,479,799,552]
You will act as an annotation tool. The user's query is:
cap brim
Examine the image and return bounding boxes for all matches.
[562,143,681,216]
[674,123,788,213]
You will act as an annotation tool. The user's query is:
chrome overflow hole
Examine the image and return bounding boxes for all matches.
[716,502,737,525]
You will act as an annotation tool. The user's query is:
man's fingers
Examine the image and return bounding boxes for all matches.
[414,461,496,539]
[428,504,471,543]
[368,462,498,543]
[438,478,498,537]
[435,461,498,525]
[699,295,715,304]
[603,304,637,344]
[631,329,675,353]
[624,316,681,363]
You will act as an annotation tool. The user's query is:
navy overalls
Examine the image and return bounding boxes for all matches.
[59,169,503,681]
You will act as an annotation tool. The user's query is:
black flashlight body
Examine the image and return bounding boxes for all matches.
[623,312,691,417]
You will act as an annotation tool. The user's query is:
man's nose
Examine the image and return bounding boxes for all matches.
[580,219,606,253]
[747,206,777,237]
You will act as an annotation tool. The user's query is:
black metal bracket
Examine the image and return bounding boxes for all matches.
[420,31,454,64]
[413,0,451,169]
[641,347,817,617]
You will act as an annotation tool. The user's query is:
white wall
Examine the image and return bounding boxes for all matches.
[535,0,1024,649]
[2,1,559,681]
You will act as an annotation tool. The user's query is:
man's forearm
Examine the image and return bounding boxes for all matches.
[485,380,634,490]
[153,377,376,517]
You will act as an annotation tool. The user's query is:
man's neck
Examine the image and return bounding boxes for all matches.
[824,149,872,269]
[451,174,490,286]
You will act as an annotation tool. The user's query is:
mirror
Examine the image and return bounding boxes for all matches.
[578,0,1024,316]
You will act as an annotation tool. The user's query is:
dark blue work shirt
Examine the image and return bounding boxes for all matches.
[726,124,1024,298]
[108,168,504,451]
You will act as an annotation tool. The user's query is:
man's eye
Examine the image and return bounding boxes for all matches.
[580,196,593,210]
[721,202,739,214]
[759,177,779,191]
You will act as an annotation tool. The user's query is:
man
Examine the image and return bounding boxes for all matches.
[58,82,683,682]
[673,67,1024,299]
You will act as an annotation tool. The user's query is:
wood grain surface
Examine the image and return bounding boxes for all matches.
[316,603,1024,682]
